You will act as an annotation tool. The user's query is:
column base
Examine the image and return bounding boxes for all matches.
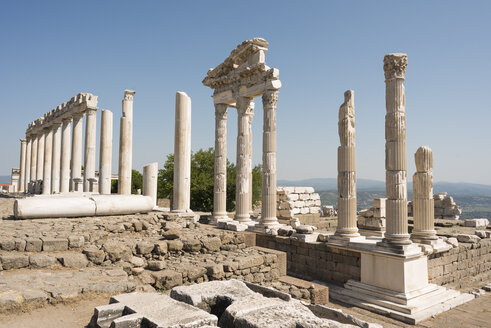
[328,234,366,246]
[376,239,422,256]
[209,213,230,225]
[412,237,452,254]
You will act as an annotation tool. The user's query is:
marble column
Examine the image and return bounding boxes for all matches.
[382,53,411,246]
[235,97,254,223]
[411,146,437,243]
[30,135,38,192]
[83,108,97,192]
[172,91,192,212]
[260,90,279,226]
[25,137,32,193]
[143,162,158,207]
[118,90,135,195]
[99,109,113,195]
[334,90,360,238]
[19,139,26,193]
[248,111,254,215]
[71,112,84,191]
[36,132,45,194]
[42,127,53,195]
[60,118,71,193]
[51,123,62,193]
[212,103,228,222]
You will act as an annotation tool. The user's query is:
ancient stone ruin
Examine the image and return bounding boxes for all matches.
[276,186,322,219]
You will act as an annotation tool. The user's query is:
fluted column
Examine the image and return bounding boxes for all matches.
[235,97,254,223]
[143,162,158,207]
[60,118,71,193]
[411,146,437,242]
[382,53,411,246]
[51,123,62,193]
[71,112,84,191]
[99,110,113,194]
[36,132,45,194]
[248,112,254,215]
[118,90,135,195]
[30,135,38,193]
[212,104,228,222]
[25,138,32,193]
[83,108,97,192]
[335,90,360,238]
[19,139,26,192]
[42,127,53,195]
[260,90,279,226]
[172,91,192,212]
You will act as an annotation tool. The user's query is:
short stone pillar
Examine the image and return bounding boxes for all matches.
[235,97,254,223]
[71,112,84,192]
[333,90,361,240]
[99,109,113,195]
[51,123,62,193]
[19,139,27,193]
[143,162,158,208]
[118,90,135,195]
[42,128,53,195]
[411,146,438,243]
[259,90,279,227]
[60,118,71,193]
[36,132,45,194]
[380,53,411,247]
[84,108,97,192]
[25,138,32,193]
[212,103,229,223]
[30,135,38,192]
[172,91,192,212]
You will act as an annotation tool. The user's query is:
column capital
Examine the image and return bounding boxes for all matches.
[262,90,279,109]
[20,138,26,144]
[86,107,97,115]
[62,116,72,122]
[72,111,84,119]
[415,146,433,173]
[236,97,254,116]
[214,103,228,117]
[383,53,407,80]
[124,89,136,101]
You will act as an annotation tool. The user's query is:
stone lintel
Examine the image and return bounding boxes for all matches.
[212,80,282,105]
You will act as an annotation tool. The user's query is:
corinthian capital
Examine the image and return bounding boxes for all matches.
[124,89,136,101]
[262,90,279,109]
[383,53,407,80]
[214,103,228,118]
[236,97,254,116]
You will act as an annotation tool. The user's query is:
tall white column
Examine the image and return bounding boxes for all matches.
[19,139,27,193]
[382,53,411,246]
[248,110,254,214]
[172,91,192,212]
[99,109,113,195]
[259,90,279,226]
[60,118,71,193]
[212,103,228,222]
[30,135,38,192]
[36,132,45,194]
[334,90,360,239]
[71,112,84,191]
[51,123,62,193]
[83,108,97,192]
[118,90,135,195]
[42,128,53,195]
[235,97,254,223]
[25,137,32,193]
[143,162,158,207]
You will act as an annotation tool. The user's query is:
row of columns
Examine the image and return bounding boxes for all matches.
[18,90,135,196]
[212,90,280,228]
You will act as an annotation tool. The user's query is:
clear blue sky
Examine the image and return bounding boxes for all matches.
[1,1,490,184]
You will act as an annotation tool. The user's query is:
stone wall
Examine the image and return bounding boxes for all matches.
[277,187,321,219]
[256,234,360,285]
[428,239,491,288]
[408,192,462,220]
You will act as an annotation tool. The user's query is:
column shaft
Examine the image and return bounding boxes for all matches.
[235,97,254,223]
[60,119,71,193]
[99,110,113,194]
[260,91,279,226]
[42,128,53,194]
[118,90,135,195]
[212,104,228,221]
[19,139,27,192]
[143,162,158,207]
[71,113,84,191]
[172,91,192,212]
[30,136,38,192]
[51,123,62,193]
[36,133,45,193]
[25,138,32,193]
[83,109,97,191]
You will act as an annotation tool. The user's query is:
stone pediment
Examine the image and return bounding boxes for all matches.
[202,38,280,101]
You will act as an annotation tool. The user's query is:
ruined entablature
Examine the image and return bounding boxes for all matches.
[26,93,98,137]
[202,38,281,105]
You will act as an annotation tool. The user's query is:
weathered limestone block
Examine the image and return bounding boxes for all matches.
[464,218,489,227]
[42,238,68,252]
[0,254,29,269]
[29,254,58,268]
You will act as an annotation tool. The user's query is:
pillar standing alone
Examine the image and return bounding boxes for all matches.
[381,53,412,247]
[118,90,135,195]
[172,91,192,212]
[143,162,158,208]
[333,90,360,240]
[99,110,113,195]
[19,139,26,192]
